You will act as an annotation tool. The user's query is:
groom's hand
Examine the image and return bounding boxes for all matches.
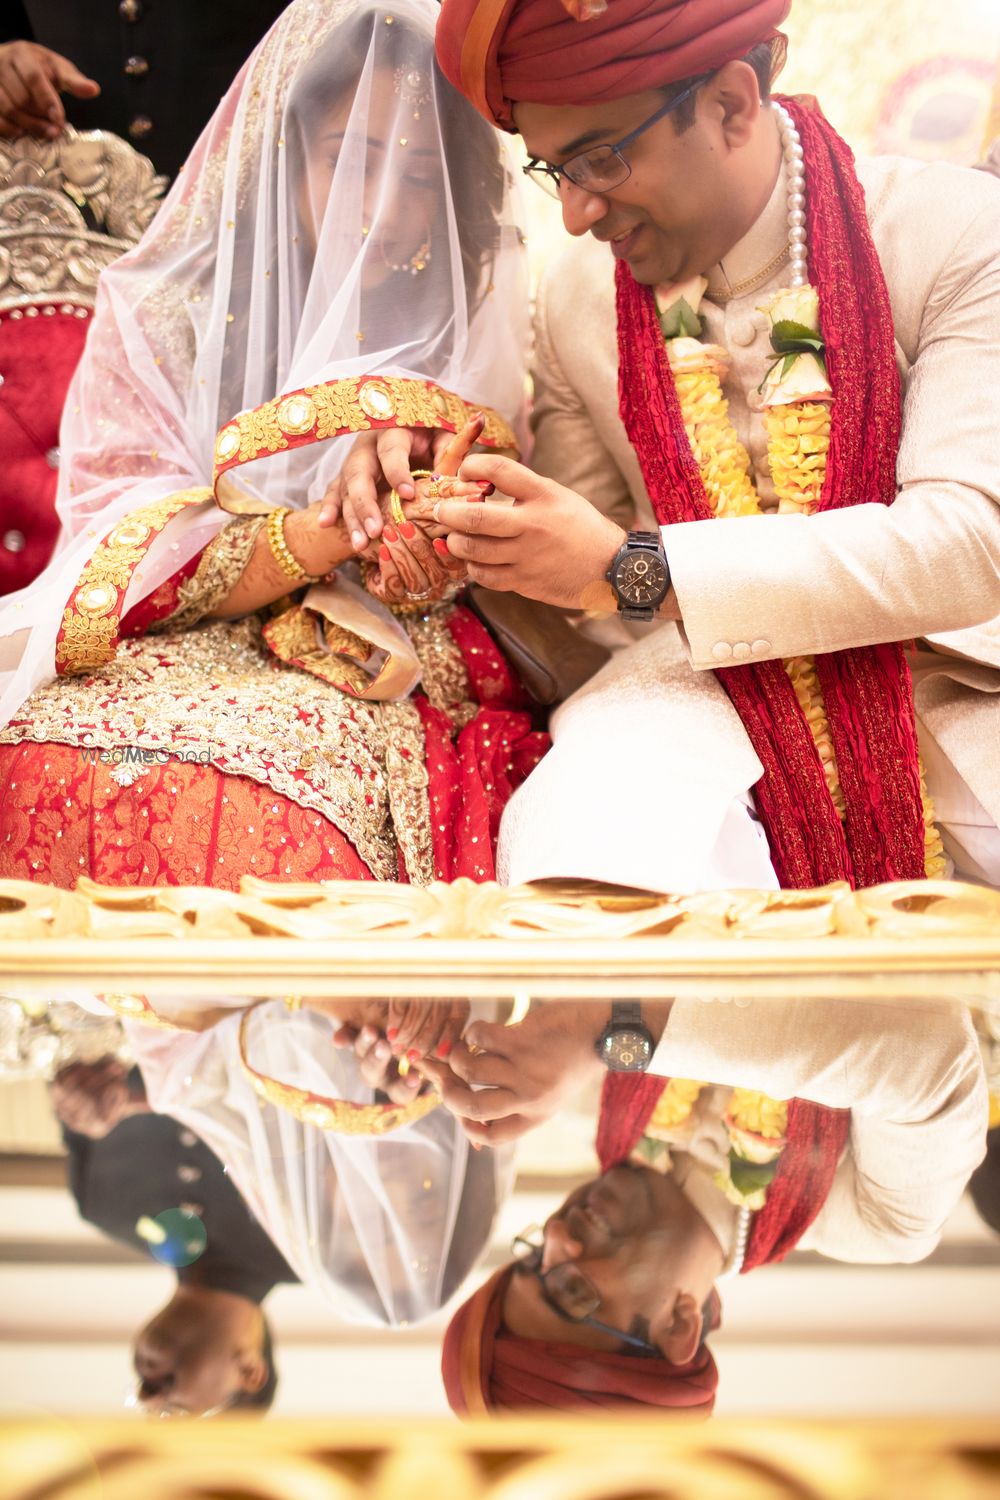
[415,1003,612,1144]
[434,456,627,611]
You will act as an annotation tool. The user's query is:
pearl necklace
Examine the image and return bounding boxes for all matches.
[718,1204,752,1280]
[773,101,808,288]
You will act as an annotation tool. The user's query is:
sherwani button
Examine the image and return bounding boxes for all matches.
[751,638,771,655]
[178,1129,198,1148]
[177,1163,202,1184]
[731,320,756,347]
[732,641,751,660]
[2,530,25,554]
[712,642,733,661]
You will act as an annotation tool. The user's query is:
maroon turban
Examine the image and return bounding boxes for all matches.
[442,1266,720,1414]
[436,0,792,128]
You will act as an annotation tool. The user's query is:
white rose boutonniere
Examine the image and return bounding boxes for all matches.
[757,282,832,409]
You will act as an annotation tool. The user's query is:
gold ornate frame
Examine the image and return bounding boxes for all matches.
[1,1415,999,1500]
[1,876,998,1004]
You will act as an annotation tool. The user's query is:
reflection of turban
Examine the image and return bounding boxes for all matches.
[436,0,791,128]
[441,1266,720,1413]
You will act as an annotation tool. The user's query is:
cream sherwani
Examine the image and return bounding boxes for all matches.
[499,154,1000,890]
[648,996,987,1264]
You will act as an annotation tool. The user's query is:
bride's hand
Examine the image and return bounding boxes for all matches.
[364,475,477,607]
[318,421,479,551]
[318,414,490,551]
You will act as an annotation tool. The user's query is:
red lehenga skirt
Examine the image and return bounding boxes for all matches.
[0,601,548,892]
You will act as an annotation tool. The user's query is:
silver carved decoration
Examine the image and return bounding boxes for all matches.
[0,994,128,1081]
[0,126,167,311]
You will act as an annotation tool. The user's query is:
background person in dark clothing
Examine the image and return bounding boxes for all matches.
[54,1059,296,1415]
[1,1,290,180]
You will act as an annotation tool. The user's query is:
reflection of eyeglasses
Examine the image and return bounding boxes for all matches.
[125,1384,239,1420]
[511,1226,659,1354]
[522,76,713,200]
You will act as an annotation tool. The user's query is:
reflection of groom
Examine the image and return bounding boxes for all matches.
[429,996,986,1413]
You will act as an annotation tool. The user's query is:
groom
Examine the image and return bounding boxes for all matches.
[428,0,1000,898]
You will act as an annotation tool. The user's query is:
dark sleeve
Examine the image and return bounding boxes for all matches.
[60,1125,91,1218]
[2,4,33,42]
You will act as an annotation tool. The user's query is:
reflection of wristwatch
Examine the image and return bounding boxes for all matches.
[607,530,670,622]
[595,1002,654,1072]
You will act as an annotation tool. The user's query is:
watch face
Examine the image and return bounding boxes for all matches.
[600,1028,652,1072]
[612,550,669,608]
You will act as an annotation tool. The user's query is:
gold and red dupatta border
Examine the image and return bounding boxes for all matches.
[55,487,214,677]
[99,993,439,1132]
[55,378,516,676]
[238,1003,440,1135]
[212,376,517,503]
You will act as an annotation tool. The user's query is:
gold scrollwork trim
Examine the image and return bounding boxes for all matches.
[0,1416,998,1500]
[238,1003,440,1134]
[54,488,214,675]
[0,878,998,1003]
[213,377,518,502]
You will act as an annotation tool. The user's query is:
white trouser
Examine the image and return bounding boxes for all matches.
[497,627,1000,894]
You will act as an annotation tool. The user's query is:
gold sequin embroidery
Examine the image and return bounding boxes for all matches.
[378,699,435,886]
[154,514,268,632]
[5,616,399,880]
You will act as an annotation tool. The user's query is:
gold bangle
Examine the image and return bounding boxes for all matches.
[266,507,322,584]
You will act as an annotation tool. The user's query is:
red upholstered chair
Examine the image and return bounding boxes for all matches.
[0,128,166,596]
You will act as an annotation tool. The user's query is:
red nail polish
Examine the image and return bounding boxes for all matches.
[386,1027,399,1042]
[399,521,416,539]
[383,524,398,543]
[407,1047,421,1063]
[436,1038,453,1059]
[477,481,495,494]
[379,544,391,562]
[433,538,450,555]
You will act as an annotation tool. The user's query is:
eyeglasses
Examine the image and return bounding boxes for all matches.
[125,1383,239,1420]
[522,76,713,200]
[511,1226,658,1354]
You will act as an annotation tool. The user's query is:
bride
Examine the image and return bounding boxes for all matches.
[0,0,542,1332]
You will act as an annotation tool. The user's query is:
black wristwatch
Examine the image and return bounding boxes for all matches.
[595,1002,654,1072]
[607,530,671,622]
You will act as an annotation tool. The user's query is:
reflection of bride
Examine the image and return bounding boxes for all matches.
[0,0,541,1321]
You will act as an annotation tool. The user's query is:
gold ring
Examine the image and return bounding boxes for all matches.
[388,488,407,526]
[411,468,444,501]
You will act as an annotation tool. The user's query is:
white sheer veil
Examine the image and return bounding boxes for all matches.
[0,0,529,722]
[129,1005,515,1327]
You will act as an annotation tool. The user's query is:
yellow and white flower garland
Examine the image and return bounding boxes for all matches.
[656,276,946,878]
[638,1077,790,1212]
